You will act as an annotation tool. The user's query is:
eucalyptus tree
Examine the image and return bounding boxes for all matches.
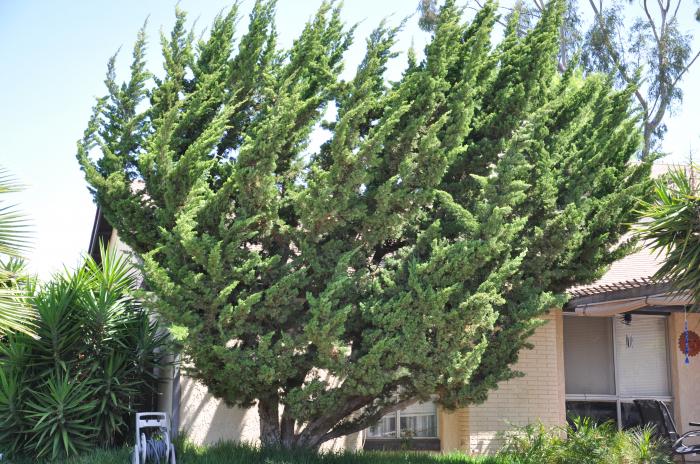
[584,0,700,158]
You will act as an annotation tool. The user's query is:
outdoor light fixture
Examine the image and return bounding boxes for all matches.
[620,312,632,326]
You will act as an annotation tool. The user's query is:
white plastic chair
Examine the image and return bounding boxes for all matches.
[131,412,177,464]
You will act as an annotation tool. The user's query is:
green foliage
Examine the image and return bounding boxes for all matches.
[497,0,699,158]
[0,248,170,461]
[174,440,500,464]
[10,440,502,464]
[635,167,700,302]
[78,0,652,449]
[501,417,672,464]
[0,168,36,337]
[24,374,98,459]
[4,436,672,464]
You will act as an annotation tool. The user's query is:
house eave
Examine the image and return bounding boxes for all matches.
[565,280,674,310]
[87,207,113,264]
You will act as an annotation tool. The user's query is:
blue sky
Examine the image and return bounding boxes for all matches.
[1,0,698,278]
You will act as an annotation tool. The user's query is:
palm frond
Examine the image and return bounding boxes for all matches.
[0,168,35,336]
[636,165,700,303]
[0,168,31,257]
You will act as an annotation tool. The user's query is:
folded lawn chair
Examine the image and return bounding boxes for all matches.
[634,399,700,463]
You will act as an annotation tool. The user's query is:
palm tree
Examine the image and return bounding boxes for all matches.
[636,166,700,302]
[0,168,35,336]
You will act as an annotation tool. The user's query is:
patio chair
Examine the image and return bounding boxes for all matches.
[131,412,177,464]
[634,399,700,463]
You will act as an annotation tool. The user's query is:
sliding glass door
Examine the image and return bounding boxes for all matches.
[563,314,672,428]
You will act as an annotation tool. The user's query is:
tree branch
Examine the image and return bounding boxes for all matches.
[670,48,700,91]
[320,397,419,444]
[587,0,649,117]
[643,0,662,46]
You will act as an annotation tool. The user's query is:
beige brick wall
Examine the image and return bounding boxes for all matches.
[439,407,469,452]
[466,312,566,454]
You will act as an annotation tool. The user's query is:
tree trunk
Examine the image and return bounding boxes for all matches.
[258,397,281,447]
[280,411,297,449]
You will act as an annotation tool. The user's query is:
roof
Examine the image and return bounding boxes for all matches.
[567,246,665,298]
[87,207,113,265]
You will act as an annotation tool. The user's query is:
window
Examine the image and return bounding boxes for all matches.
[367,401,438,439]
[564,317,616,395]
[563,314,672,428]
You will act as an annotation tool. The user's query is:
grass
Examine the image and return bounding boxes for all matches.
[5,421,671,463]
[176,441,501,463]
[7,441,503,464]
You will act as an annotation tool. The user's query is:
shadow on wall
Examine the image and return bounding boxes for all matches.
[178,376,362,450]
[179,376,260,446]
[321,431,362,452]
[471,434,502,455]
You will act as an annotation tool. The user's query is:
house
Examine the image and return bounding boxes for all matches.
[87,182,700,456]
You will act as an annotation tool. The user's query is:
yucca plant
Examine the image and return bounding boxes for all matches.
[0,367,27,453]
[24,373,98,460]
[92,352,140,446]
[0,247,170,460]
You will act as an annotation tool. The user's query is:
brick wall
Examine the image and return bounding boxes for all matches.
[466,312,566,454]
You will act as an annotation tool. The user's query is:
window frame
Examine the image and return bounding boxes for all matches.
[366,402,439,439]
[563,313,673,429]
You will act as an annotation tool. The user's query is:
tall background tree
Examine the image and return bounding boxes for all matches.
[584,0,699,158]
[79,0,651,449]
[420,0,700,159]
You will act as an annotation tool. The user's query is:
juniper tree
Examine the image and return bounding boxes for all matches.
[78,0,652,449]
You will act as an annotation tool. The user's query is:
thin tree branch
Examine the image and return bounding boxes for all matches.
[672,0,682,20]
[587,0,650,117]
[670,48,700,90]
[320,397,419,444]
[644,0,662,45]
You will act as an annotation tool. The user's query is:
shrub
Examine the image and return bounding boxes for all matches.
[501,417,672,464]
[0,248,170,461]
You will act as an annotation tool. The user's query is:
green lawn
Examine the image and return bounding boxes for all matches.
[10,441,505,464]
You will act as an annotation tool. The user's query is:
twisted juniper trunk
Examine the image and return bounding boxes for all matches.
[258,400,323,449]
[258,397,281,447]
[79,0,652,450]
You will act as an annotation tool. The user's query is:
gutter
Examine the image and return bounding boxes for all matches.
[573,292,692,317]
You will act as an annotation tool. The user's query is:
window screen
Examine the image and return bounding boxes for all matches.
[564,316,616,395]
[400,402,438,438]
[367,415,396,438]
[367,401,437,438]
[615,317,670,397]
